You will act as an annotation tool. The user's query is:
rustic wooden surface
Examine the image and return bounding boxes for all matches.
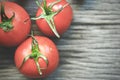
[0,0,120,80]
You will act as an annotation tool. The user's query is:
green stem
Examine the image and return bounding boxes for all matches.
[0,3,15,32]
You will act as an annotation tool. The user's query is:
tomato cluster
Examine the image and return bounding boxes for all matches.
[0,0,73,79]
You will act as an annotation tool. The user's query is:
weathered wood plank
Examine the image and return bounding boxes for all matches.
[0,0,120,80]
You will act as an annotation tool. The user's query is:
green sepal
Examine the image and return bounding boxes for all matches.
[32,0,62,38]
[19,35,49,76]
[32,0,69,38]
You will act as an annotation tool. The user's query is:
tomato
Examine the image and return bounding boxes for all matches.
[32,0,73,38]
[0,2,31,47]
[14,36,59,78]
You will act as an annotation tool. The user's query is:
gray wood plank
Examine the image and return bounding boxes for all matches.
[0,0,120,80]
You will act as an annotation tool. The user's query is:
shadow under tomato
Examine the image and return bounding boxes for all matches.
[0,46,16,69]
[71,0,84,5]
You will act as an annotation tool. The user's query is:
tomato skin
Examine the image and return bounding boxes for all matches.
[14,36,59,78]
[0,2,31,47]
[36,0,73,37]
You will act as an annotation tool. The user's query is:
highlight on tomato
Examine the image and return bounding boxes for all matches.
[0,1,31,47]
[14,35,59,78]
[32,0,73,38]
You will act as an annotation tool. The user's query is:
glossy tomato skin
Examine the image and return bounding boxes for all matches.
[14,36,59,78]
[0,2,31,47]
[36,0,73,37]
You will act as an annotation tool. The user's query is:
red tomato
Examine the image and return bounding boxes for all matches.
[34,0,73,38]
[14,36,59,78]
[0,2,31,47]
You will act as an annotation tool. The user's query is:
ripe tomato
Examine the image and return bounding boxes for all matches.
[0,2,31,47]
[33,0,73,38]
[14,36,59,78]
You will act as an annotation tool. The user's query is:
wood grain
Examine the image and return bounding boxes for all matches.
[0,0,120,80]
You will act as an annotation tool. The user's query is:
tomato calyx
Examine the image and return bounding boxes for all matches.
[32,0,69,38]
[0,4,15,32]
[19,35,49,76]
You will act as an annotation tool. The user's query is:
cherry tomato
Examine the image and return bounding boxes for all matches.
[32,0,73,38]
[0,2,31,47]
[14,36,59,78]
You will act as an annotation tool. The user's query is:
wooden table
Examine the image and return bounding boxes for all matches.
[0,0,120,80]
